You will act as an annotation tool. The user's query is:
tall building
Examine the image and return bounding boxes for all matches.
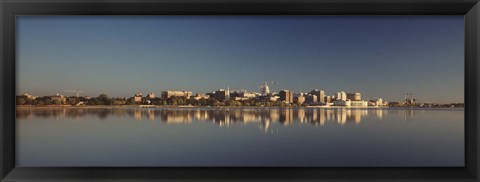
[305,95,317,104]
[214,89,229,102]
[279,90,293,103]
[295,94,305,104]
[161,91,192,99]
[310,89,325,103]
[347,92,361,101]
[336,91,347,101]
[324,95,332,103]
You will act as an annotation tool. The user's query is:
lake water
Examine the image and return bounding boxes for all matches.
[16,107,464,167]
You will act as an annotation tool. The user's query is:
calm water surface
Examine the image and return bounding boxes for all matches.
[16,107,464,167]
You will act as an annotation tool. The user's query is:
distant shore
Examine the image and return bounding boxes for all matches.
[15,105,463,110]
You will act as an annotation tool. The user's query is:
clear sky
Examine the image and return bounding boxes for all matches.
[16,16,464,103]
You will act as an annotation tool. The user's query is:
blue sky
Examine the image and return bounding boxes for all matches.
[16,16,464,103]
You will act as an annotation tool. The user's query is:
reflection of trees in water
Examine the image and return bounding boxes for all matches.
[17,107,406,126]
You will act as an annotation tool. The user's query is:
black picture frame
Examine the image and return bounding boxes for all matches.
[1,0,479,181]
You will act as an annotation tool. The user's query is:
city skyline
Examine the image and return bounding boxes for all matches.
[17,16,464,103]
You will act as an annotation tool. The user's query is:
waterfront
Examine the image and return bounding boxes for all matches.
[16,107,464,167]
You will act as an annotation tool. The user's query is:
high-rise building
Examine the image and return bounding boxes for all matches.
[279,90,293,103]
[305,95,317,104]
[310,89,325,103]
[214,89,229,102]
[336,91,347,101]
[347,92,361,101]
[295,94,305,104]
[324,95,332,103]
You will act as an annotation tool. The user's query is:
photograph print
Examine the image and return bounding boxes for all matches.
[15,16,464,167]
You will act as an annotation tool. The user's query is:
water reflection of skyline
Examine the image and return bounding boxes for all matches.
[16,107,464,134]
[16,107,399,123]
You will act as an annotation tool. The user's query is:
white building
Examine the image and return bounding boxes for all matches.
[336,91,347,101]
[350,100,368,107]
[333,100,368,107]
[372,98,385,106]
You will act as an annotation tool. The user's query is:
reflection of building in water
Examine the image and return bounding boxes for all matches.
[193,109,209,120]
[279,109,293,126]
[318,109,325,126]
[312,109,318,123]
[148,110,155,121]
[241,110,259,123]
[405,109,415,121]
[297,109,306,123]
[163,110,193,124]
[336,109,347,125]
[351,110,362,124]
[134,110,142,120]
[376,109,384,120]
[16,107,392,130]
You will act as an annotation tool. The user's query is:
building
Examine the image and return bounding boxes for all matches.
[295,94,305,104]
[206,92,215,99]
[22,93,37,100]
[310,89,325,103]
[161,90,192,99]
[191,94,210,100]
[146,93,156,99]
[333,100,350,106]
[347,92,361,101]
[335,91,347,101]
[268,96,280,102]
[132,92,143,102]
[214,89,229,102]
[239,92,256,98]
[350,100,368,107]
[333,100,368,107]
[305,95,317,104]
[279,90,293,103]
[372,98,385,106]
[230,91,255,101]
[260,82,270,96]
[324,95,332,103]
[232,97,252,101]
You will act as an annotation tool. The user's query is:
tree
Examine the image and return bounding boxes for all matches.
[17,97,27,105]
[67,97,79,105]
[97,94,111,105]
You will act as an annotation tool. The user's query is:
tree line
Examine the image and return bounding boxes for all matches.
[16,94,299,107]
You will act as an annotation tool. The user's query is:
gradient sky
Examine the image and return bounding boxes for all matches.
[16,16,464,103]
